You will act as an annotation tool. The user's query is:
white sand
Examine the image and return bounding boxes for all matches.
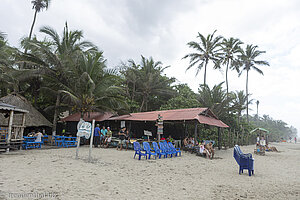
[0,142,300,200]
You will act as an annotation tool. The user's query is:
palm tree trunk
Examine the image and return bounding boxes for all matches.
[52,93,60,136]
[22,9,37,69]
[225,62,229,114]
[28,10,38,43]
[203,59,208,85]
[246,69,249,123]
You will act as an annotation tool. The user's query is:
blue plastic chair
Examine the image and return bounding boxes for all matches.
[133,142,147,160]
[168,142,182,157]
[163,141,177,157]
[233,145,254,176]
[152,142,167,159]
[159,142,174,158]
[143,142,158,159]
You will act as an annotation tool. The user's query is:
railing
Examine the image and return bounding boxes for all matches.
[0,126,25,141]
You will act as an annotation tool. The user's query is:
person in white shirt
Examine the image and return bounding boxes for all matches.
[34,130,43,142]
[256,135,260,146]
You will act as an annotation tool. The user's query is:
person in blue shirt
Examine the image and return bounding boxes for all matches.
[100,126,108,147]
[94,124,101,148]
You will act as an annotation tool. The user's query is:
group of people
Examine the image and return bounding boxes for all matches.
[94,125,112,148]
[183,137,215,159]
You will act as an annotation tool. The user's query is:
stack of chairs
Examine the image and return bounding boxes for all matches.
[233,145,254,176]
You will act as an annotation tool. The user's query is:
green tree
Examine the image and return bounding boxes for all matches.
[28,0,51,41]
[219,37,242,100]
[183,30,223,85]
[239,44,269,122]
[160,84,200,110]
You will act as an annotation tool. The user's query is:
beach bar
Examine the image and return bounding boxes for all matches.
[109,108,229,149]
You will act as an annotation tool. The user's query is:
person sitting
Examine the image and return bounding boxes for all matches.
[205,142,215,159]
[167,135,174,143]
[183,137,188,147]
[34,130,43,142]
[198,141,210,158]
[104,127,112,148]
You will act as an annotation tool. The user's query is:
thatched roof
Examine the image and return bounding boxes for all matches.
[0,94,52,127]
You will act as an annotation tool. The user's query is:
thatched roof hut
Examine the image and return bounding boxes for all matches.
[0,94,52,127]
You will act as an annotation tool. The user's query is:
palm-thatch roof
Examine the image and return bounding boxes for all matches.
[0,94,52,127]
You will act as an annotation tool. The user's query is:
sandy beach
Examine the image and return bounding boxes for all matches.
[0,142,299,200]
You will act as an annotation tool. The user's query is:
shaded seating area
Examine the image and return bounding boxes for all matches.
[233,145,254,176]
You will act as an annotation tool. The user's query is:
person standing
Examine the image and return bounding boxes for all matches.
[100,126,108,147]
[117,127,126,151]
[295,137,297,144]
[94,124,101,148]
[104,127,112,148]
[34,130,43,142]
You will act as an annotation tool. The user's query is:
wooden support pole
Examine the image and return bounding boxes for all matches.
[194,121,197,142]
[6,110,14,152]
[218,127,221,150]
[21,113,26,138]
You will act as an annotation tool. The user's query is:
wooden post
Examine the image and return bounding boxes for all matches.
[88,119,95,162]
[6,110,14,152]
[218,127,221,150]
[21,113,26,138]
[194,121,197,142]
[75,136,80,159]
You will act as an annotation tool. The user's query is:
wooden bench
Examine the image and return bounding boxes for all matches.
[63,137,77,148]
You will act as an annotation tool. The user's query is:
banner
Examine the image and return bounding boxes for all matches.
[77,119,92,139]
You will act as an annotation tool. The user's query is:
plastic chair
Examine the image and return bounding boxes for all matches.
[168,142,181,156]
[233,145,254,176]
[159,142,174,158]
[152,142,167,159]
[163,141,177,157]
[143,142,158,159]
[133,142,147,160]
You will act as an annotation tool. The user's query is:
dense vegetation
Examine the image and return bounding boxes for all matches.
[0,1,297,143]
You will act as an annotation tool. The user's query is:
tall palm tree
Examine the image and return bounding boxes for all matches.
[183,30,223,85]
[256,100,259,119]
[231,90,249,128]
[219,37,243,99]
[28,0,51,41]
[239,44,269,122]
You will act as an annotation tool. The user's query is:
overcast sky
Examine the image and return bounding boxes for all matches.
[1,0,299,135]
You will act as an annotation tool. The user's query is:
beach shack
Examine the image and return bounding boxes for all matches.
[60,112,115,136]
[0,101,28,152]
[0,94,52,131]
[108,108,229,149]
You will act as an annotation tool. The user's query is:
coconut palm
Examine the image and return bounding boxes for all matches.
[239,44,269,122]
[231,90,250,128]
[219,37,243,100]
[183,30,223,85]
[28,0,51,41]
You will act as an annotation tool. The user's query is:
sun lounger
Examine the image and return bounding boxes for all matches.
[133,142,147,160]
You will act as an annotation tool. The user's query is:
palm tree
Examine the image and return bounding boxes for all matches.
[137,56,175,111]
[256,100,259,119]
[232,90,249,128]
[183,30,223,85]
[239,44,269,122]
[197,82,233,119]
[28,0,51,41]
[219,37,243,100]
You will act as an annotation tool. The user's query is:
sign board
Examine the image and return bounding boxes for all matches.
[77,119,92,139]
[144,130,152,136]
[121,121,125,128]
